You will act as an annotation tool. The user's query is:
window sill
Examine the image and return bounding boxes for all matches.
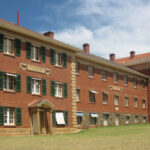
[113,82,118,84]
[102,79,107,82]
[103,103,108,105]
[3,89,16,94]
[54,65,62,69]
[32,93,41,96]
[4,125,16,128]
[55,96,64,99]
[31,60,41,64]
[89,102,96,104]
[124,84,128,87]
[77,100,80,103]
[88,76,94,79]
[75,73,80,76]
[3,53,15,57]
[134,87,137,89]
[114,104,119,106]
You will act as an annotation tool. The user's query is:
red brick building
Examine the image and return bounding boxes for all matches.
[0,19,149,135]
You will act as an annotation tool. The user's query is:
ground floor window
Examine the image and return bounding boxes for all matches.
[143,117,147,123]
[115,115,119,126]
[77,112,83,125]
[55,112,65,125]
[125,116,130,124]
[103,114,109,126]
[90,113,98,125]
[135,116,138,124]
[4,107,14,126]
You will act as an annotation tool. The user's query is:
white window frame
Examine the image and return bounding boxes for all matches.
[4,107,14,126]
[89,91,96,103]
[134,98,138,108]
[102,70,107,80]
[133,78,137,88]
[31,45,40,61]
[32,78,41,95]
[4,37,15,55]
[55,82,63,98]
[125,96,129,107]
[113,73,118,83]
[75,62,79,74]
[142,99,146,109]
[102,92,108,104]
[3,73,16,91]
[114,95,119,106]
[55,52,62,67]
[76,88,80,101]
[88,66,94,77]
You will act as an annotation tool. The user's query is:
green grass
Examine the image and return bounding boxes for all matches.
[0,124,150,150]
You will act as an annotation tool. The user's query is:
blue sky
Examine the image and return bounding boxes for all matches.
[1,0,150,58]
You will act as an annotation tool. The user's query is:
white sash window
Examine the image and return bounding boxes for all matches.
[4,108,14,126]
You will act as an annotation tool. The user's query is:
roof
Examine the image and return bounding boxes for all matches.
[77,52,150,79]
[0,18,149,79]
[115,52,150,66]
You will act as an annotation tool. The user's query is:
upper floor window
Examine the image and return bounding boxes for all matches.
[4,107,14,126]
[124,75,128,85]
[142,99,146,109]
[55,53,61,67]
[55,82,63,98]
[32,78,41,95]
[4,37,15,55]
[76,88,80,101]
[102,70,107,80]
[75,62,79,74]
[125,96,129,107]
[133,78,137,88]
[114,95,119,106]
[31,45,40,61]
[88,66,94,77]
[134,98,138,108]
[102,92,108,104]
[113,73,118,83]
[89,90,96,103]
[141,80,146,90]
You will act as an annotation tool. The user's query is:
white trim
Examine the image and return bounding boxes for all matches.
[56,112,65,125]
[90,90,98,94]
[32,78,41,81]
[90,113,98,118]
[5,73,17,77]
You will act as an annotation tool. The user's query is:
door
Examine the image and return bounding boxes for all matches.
[32,113,37,135]
[115,115,119,126]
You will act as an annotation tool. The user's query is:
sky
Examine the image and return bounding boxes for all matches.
[1,0,150,59]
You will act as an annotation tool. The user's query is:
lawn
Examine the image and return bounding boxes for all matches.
[0,124,150,150]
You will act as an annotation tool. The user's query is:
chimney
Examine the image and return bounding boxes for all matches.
[83,43,90,53]
[43,31,54,39]
[17,11,20,26]
[109,53,115,61]
[130,51,135,58]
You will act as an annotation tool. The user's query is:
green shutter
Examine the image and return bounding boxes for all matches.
[42,79,47,95]
[0,71,4,90]
[50,81,55,96]
[0,33,4,52]
[26,76,32,93]
[64,83,68,98]
[16,107,22,125]
[0,106,4,125]
[52,111,56,126]
[64,111,68,126]
[16,74,21,92]
[15,38,21,56]
[26,42,31,59]
[50,49,55,65]
[41,46,46,63]
[62,53,67,68]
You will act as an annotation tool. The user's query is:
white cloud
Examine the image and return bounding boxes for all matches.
[55,0,150,59]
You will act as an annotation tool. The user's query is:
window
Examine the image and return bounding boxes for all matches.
[75,62,79,74]
[133,78,137,88]
[141,80,146,89]
[103,114,109,126]
[134,98,138,108]
[142,99,146,109]
[143,116,147,123]
[55,112,65,125]
[102,70,107,80]
[114,95,119,106]
[77,112,83,125]
[76,88,80,101]
[135,116,138,124]
[115,115,119,126]
[55,82,63,97]
[124,75,128,85]
[31,45,40,61]
[4,73,16,91]
[113,73,118,83]
[90,113,98,125]
[125,116,130,124]
[4,37,15,55]
[125,96,129,107]
[88,66,94,77]
[55,53,61,67]
[102,92,108,104]
[89,91,96,103]
[32,78,41,94]
[4,108,14,126]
